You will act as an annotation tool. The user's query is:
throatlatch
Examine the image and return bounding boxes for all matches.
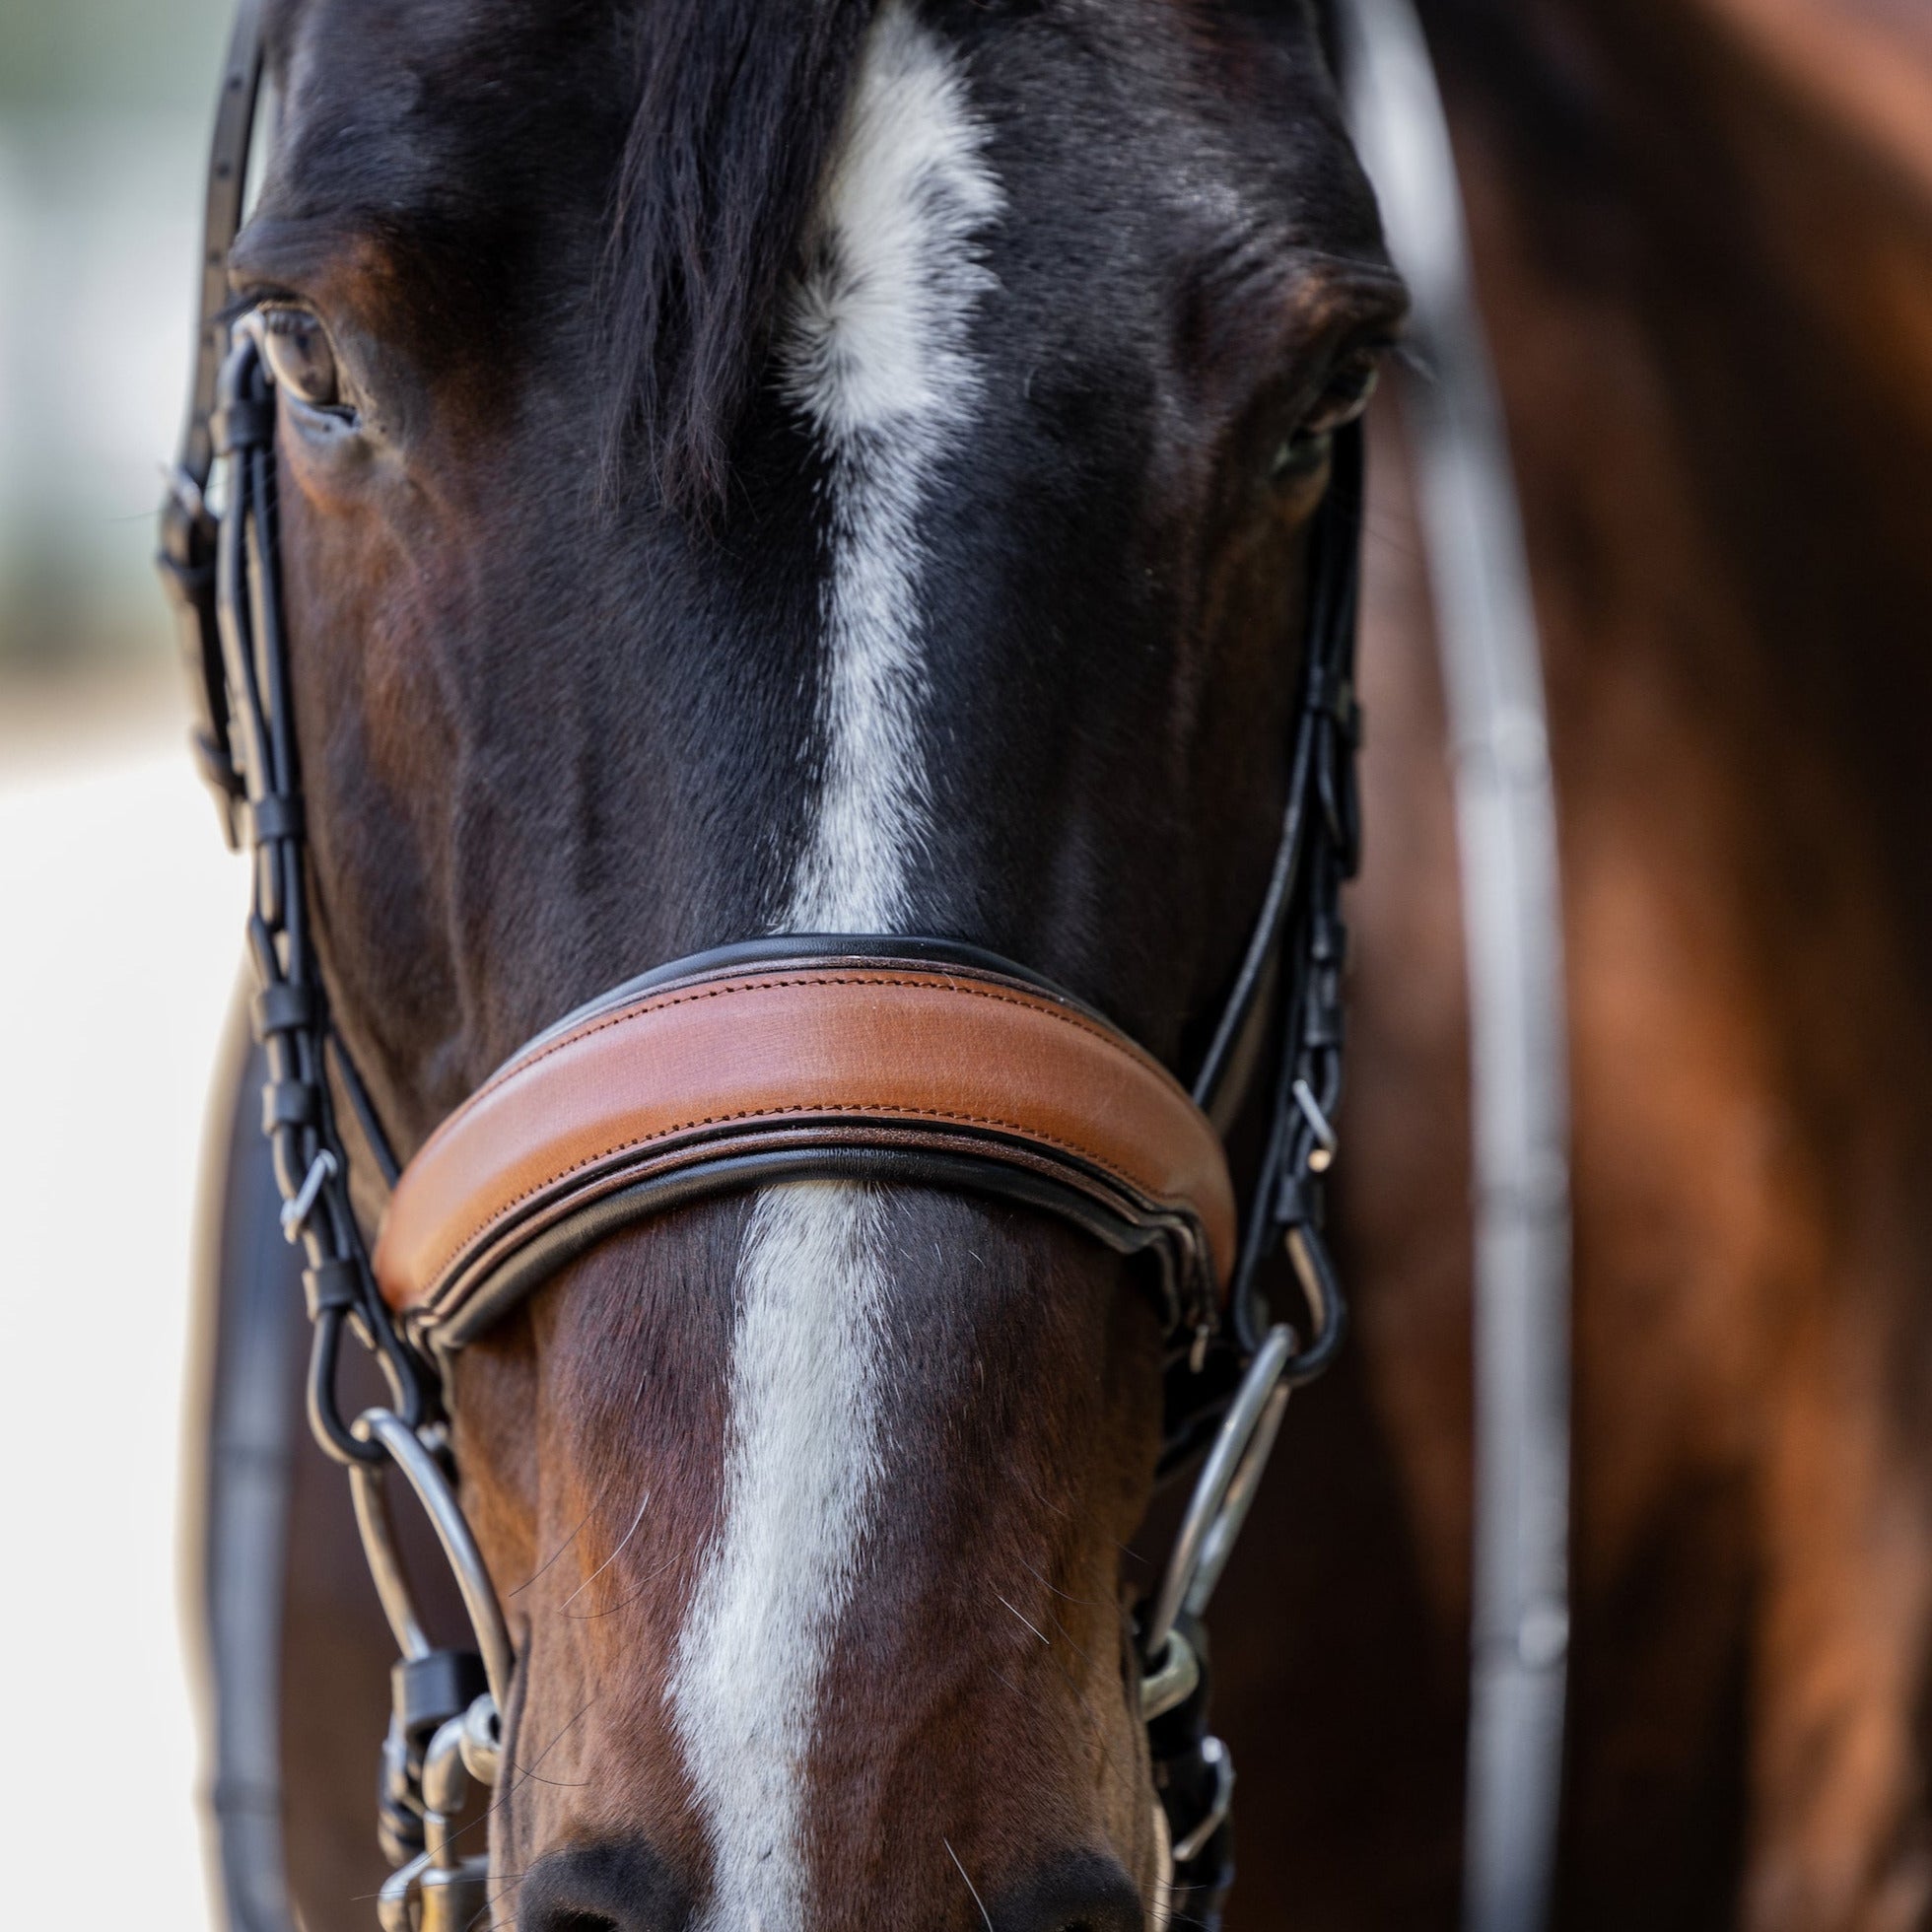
[162,4,1368,1925]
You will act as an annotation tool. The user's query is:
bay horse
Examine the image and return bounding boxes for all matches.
[180,0,1932,1926]
[1211,0,1932,1926]
[175,1,1404,1929]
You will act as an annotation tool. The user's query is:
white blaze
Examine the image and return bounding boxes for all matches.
[778,0,1001,932]
[668,9,1000,1931]
[669,1186,892,1932]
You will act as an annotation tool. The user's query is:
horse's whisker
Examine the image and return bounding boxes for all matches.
[559,1488,654,1611]
[944,1837,997,1932]
[509,1506,593,1600]
[993,1589,1052,1647]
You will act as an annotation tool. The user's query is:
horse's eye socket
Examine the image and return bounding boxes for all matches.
[1305,353,1381,436]
[1266,350,1388,494]
[1268,431,1332,486]
[259,307,340,409]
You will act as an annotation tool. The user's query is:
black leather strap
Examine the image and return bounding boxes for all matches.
[427,1142,1194,1360]
[157,0,264,848]
[168,10,1372,1921]
[506,932,1128,1069]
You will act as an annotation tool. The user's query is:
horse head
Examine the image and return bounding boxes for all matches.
[219,1,1402,1924]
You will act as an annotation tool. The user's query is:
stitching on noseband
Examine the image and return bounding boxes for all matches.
[416,1095,1168,1294]
[425,967,1177,1146]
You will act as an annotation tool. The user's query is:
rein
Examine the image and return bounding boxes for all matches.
[160,5,1366,1926]
[1339,5,1574,1926]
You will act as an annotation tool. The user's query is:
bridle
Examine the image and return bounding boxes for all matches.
[162,13,1361,1916]
[157,5,1367,1926]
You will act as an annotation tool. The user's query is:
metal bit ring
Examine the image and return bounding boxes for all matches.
[349,1407,516,1715]
[1142,1324,1297,1670]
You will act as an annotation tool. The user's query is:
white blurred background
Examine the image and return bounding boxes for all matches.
[1,3,246,1925]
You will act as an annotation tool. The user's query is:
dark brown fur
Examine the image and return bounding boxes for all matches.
[248,0,1932,1926]
[449,1204,1167,1927]
[242,1,1399,1927]
[1208,2,1932,1925]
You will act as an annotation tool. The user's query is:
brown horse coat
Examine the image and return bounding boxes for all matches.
[1212,1,1932,1925]
[203,0,1932,1925]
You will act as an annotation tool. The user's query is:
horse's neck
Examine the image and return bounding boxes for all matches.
[1437,0,1932,969]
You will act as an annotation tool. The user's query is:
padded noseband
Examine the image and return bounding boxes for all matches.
[376,938,1235,1356]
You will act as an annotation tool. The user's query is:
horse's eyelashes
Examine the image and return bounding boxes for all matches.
[1306,353,1382,434]
[1262,346,1388,497]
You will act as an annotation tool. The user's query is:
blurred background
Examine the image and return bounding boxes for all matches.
[1,2,242,1925]
[2,0,232,682]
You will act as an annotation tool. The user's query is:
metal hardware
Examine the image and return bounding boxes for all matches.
[423,1712,471,1839]
[416,1855,493,1932]
[1186,1393,1291,1623]
[279,1149,337,1240]
[351,1410,508,1923]
[349,1409,515,1716]
[348,1445,433,1665]
[376,1710,496,1932]
[1140,1624,1202,1724]
[377,1851,434,1932]
[460,1691,503,1786]
[1290,1078,1338,1172]
[1143,1326,1297,1670]
[380,1849,496,1932]
[1170,1736,1235,1864]
[1339,3,1574,1928]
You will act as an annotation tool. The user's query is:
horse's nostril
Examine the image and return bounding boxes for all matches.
[517,1838,685,1932]
[997,1852,1146,1932]
[981,1846,1143,1932]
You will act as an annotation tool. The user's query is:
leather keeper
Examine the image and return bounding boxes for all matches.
[375,946,1237,1343]
[212,396,275,453]
[303,1259,364,1322]
[252,982,318,1039]
[263,1078,320,1131]
[249,794,305,843]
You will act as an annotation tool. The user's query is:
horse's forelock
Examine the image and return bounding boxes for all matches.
[600,0,882,514]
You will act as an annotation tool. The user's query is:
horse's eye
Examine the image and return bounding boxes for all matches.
[259,306,340,409]
[1268,430,1333,487]
[1267,349,1387,493]
[1305,351,1382,436]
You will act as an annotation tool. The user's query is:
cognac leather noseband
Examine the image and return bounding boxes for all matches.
[158,6,1366,1925]
[376,938,1238,1358]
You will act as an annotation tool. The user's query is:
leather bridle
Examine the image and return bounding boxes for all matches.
[158,5,1367,1926]
[372,939,1240,1355]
